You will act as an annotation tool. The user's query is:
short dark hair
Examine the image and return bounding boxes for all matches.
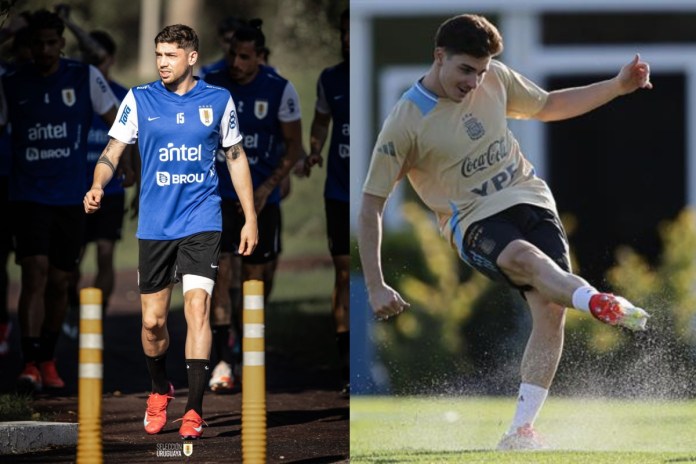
[217,16,246,37]
[231,18,265,53]
[155,24,199,52]
[435,14,503,58]
[28,9,64,36]
[90,30,116,57]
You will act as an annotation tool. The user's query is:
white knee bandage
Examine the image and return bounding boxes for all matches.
[182,274,215,296]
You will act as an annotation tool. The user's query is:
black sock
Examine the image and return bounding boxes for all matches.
[37,329,60,362]
[145,353,170,394]
[337,331,349,385]
[185,359,209,416]
[21,337,41,364]
[212,325,232,364]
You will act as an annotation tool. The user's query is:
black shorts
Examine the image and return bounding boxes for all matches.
[221,199,281,264]
[0,177,12,254]
[325,198,349,256]
[11,201,85,272]
[460,204,571,291]
[138,231,221,294]
[84,193,125,243]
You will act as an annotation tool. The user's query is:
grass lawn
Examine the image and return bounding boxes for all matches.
[350,396,696,463]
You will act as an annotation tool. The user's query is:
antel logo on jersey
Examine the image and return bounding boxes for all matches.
[159,143,202,162]
[26,146,71,161]
[27,122,68,141]
[156,171,205,186]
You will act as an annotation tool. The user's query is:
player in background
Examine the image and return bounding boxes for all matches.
[358,14,651,450]
[56,5,135,329]
[0,9,119,392]
[84,24,256,439]
[199,16,246,80]
[303,8,350,397]
[0,12,30,356]
[204,20,304,392]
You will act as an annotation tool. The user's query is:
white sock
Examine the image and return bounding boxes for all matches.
[571,285,599,313]
[508,383,549,434]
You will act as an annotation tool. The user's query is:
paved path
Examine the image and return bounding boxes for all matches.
[0,259,348,463]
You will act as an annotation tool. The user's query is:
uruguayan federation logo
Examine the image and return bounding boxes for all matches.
[463,114,484,140]
[183,442,193,457]
[62,88,76,107]
[254,100,268,119]
[199,106,213,126]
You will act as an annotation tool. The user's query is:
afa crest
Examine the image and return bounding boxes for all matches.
[463,114,485,140]
[62,88,76,107]
[199,107,213,126]
[254,100,268,119]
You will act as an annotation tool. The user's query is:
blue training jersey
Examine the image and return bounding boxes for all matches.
[109,79,242,240]
[316,61,349,203]
[87,80,128,196]
[205,67,301,205]
[1,58,118,205]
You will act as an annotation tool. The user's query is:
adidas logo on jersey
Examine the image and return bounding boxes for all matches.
[377,141,396,156]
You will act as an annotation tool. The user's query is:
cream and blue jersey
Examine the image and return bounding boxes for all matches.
[109,79,241,240]
[363,60,557,247]
[316,60,349,203]
[0,58,118,205]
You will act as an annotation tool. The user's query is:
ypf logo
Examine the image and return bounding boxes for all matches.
[156,171,170,186]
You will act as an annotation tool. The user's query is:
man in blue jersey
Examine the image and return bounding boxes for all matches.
[57,5,136,325]
[0,13,30,357]
[304,8,350,397]
[0,9,119,392]
[84,24,257,440]
[204,22,304,392]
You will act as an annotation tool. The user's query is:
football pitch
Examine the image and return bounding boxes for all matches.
[351,396,696,463]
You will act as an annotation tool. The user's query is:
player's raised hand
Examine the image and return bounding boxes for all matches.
[369,284,411,321]
[617,53,652,94]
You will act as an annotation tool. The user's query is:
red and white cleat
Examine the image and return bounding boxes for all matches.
[497,423,548,451]
[589,293,650,331]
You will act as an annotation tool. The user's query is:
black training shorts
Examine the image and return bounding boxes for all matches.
[460,204,571,291]
[325,198,349,256]
[12,201,85,272]
[220,199,281,264]
[84,193,125,243]
[138,231,221,294]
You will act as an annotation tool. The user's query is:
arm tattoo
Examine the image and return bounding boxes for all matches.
[227,143,243,160]
[97,154,116,173]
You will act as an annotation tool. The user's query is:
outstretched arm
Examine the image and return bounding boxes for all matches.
[358,193,410,320]
[534,54,652,122]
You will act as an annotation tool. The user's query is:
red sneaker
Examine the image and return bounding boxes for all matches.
[18,362,42,392]
[39,360,65,388]
[589,293,650,331]
[143,383,175,434]
[175,409,207,439]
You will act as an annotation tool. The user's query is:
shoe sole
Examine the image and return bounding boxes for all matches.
[210,383,234,392]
